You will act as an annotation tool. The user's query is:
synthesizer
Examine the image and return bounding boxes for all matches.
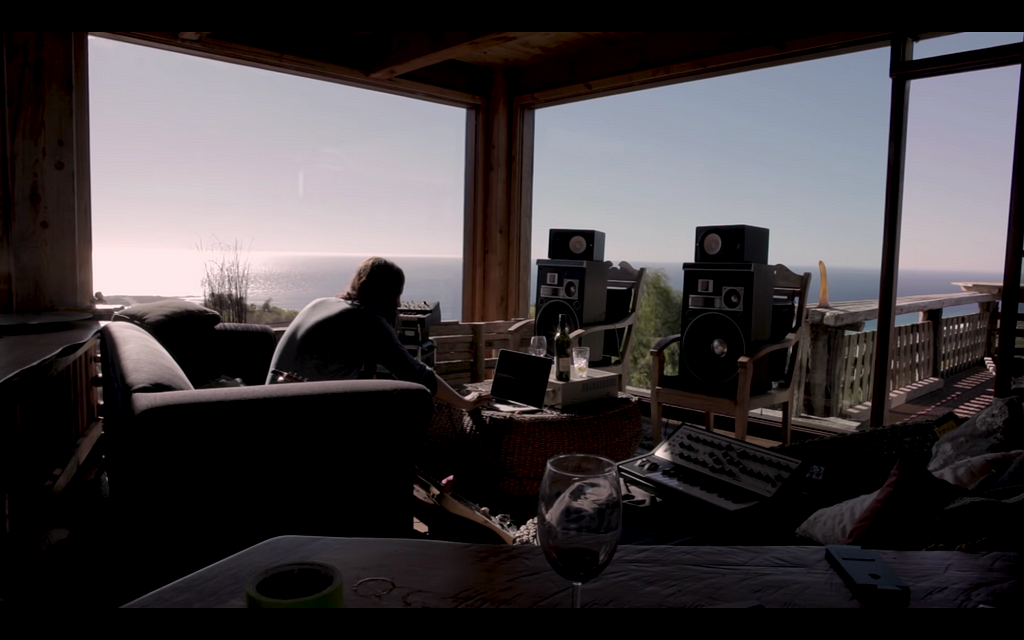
[619,424,802,512]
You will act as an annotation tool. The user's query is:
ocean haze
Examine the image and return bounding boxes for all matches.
[94,249,1002,325]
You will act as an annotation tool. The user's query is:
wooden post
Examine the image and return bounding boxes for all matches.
[470,322,486,383]
[996,64,1024,397]
[870,36,913,428]
[808,323,845,417]
[923,309,943,378]
[980,301,999,359]
[462,70,535,322]
[1,32,92,313]
[1,34,11,311]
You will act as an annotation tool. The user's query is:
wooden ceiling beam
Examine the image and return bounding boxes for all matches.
[177,32,212,42]
[367,32,531,80]
[514,32,897,107]
[96,32,484,108]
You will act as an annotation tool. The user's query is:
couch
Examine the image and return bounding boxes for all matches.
[701,402,1024,551]
[98,302,433,599]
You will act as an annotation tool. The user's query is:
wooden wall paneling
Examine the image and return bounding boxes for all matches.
[510,100,535,320]
[1,33,12,313]
[462,107,485,321]
[463,69,532,322]
[5,32,89,312]
[483,69,510,322]
[73,32,92,312]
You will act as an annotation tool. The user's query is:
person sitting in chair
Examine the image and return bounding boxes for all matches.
[267,256,491,412]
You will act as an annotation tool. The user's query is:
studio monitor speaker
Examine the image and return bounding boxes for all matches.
[549,229,606,262]
[535,259,608,357]
[695,225,769,264]
[679,262,775,396]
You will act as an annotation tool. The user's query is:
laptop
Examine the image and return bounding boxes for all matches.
[486,349,553,412]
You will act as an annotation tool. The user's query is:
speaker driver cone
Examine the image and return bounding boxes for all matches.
[682,312,746,384]
[569,236,588,255]
[703,232,723,256]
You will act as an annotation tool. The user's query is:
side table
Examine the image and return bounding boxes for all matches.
[421,380,642,521]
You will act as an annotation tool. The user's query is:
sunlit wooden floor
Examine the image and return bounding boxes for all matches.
[890,366,994,424]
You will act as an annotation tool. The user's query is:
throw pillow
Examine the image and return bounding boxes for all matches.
[929,397,1024,471]
[845,456,967,550]
[112,299,221,332]
[794,491,879,546]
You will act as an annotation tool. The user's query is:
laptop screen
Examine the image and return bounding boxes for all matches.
[490,350,553,409]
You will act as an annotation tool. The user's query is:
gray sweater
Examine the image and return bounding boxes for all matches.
[267,297,438,394]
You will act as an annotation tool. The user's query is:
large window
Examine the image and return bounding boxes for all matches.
[531,35,1021,392]
[89,36,466,321]
[532,47,892,387]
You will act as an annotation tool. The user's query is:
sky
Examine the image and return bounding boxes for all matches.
[89,32,1022,271]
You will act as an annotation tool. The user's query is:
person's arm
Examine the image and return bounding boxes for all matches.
[371,315,490,409]
[434,373,492,412]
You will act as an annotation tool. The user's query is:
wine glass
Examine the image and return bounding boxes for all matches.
[529,335,548,357]
[538,454,622,608]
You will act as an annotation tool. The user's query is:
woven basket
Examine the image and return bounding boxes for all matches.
[421,383,642,501]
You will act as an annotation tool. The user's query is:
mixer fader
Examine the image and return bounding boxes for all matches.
[619,424,802,511]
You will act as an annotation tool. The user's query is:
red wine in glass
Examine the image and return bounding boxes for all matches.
[538,454,622,608]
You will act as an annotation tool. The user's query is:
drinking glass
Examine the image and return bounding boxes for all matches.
[572,347,589,378]
[538,454,622,608]
[529,336,548,357]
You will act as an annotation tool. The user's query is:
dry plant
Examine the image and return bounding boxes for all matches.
[197,238,252,323]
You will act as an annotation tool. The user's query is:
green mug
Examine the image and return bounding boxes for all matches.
[246,562,344,608]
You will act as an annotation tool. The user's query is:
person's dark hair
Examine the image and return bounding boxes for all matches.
[340,257,405,320]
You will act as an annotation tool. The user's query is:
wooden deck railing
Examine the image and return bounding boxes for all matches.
[940,313,989,377]
[813,308,993,419]
[432,319,530,385]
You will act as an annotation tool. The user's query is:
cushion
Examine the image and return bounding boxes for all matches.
[795,491,879,546]
[113,299,220,333]
[989,454,1024,496]
[924,492,1024,552]
[932,450,1024,492]
[793,452,990,547]
[929,397,1024,471]
[114,323,195,394]
[844,456,966,550]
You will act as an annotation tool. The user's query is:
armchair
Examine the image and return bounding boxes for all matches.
[98,319,433,600]
[650,265,811,446]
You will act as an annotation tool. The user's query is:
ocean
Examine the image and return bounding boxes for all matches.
[93,249,1003,325]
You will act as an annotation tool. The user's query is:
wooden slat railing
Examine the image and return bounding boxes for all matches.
[831,313,987,417]
[837,329,875,415]
[432,319,530,385]
[888,321,934,391]
[940,312,988,377]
